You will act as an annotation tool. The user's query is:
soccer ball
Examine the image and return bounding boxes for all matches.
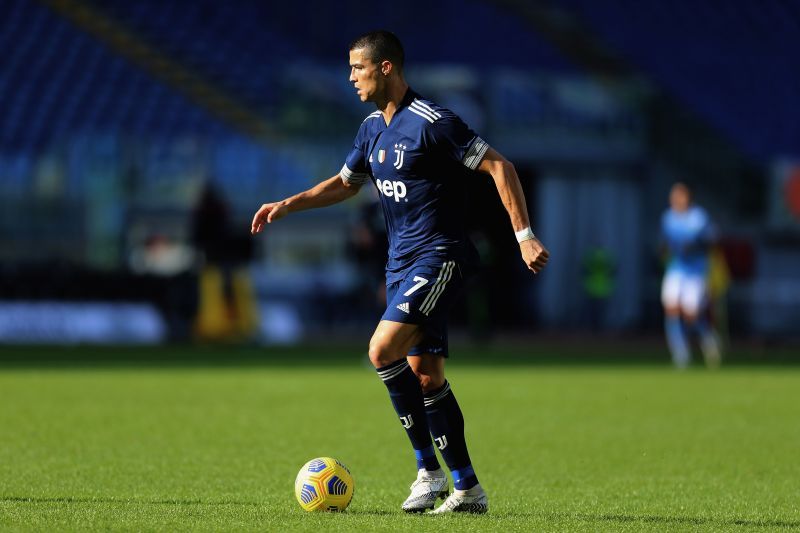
[294,457,354,512]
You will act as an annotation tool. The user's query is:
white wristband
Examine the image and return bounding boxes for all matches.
[515,227,535,243]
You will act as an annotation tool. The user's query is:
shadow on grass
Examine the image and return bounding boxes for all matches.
[0,495,260,507]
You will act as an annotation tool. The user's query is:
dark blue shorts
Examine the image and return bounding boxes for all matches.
[381,260,465,357]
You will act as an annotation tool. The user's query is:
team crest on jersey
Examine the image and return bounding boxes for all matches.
[393,144,406,169]
[378,149,386,164]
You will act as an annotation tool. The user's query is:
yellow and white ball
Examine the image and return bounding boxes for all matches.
[294,457,354,512]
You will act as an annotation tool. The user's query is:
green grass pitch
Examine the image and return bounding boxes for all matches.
[0,344,798,531]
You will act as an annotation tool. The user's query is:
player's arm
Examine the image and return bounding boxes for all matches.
[476,147,549,274]
[686,217,717,254]
[251,174,361,234]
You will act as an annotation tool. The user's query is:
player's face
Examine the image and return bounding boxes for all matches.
[349,48,384,103]
[670,185,690,212]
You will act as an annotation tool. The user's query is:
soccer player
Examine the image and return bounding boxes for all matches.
[661,182,721,369]
[251,31,549,514]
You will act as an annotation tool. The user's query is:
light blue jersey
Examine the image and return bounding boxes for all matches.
[661,205,714,275]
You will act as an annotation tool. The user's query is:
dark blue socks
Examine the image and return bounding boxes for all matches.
[377,361,479,488]
[376,359,440,471]
[424,381,478,490]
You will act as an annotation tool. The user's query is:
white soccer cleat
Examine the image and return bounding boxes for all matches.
[429,483,488,514]
[401,468,449,513]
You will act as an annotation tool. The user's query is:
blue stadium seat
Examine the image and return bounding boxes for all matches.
[553,0,799,160]
[0,0,231,150]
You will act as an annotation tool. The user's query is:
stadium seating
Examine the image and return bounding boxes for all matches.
[0,0,229,152]
[3,0,795,163]
[0,0,582,213]
[553,0,800,160]
[88,0,574,114]
[1,0,575,150]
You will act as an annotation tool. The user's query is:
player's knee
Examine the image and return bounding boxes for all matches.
[664,306,681,317]
[414,371,445,394]
[682,311,698,323]
[367,340,404,368]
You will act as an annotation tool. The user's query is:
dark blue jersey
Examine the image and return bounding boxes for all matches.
[340,89,489,283]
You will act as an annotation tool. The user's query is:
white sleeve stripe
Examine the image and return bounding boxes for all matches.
[340,164,368,185]
[409,102,439,122]
[412,99,442,119]
[408,106,435,123]
[408,104,438,120]
[462,137,490,170]
[362,111,381,122]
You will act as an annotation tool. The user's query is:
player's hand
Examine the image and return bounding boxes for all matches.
[520,237,549,274]
[251,201,289,234]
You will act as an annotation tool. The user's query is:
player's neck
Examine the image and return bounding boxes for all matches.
[376,81,409,126]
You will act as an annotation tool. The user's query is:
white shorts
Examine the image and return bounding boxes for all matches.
[661,270,707,315]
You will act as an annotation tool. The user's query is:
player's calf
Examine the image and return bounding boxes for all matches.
[374,358,441,473]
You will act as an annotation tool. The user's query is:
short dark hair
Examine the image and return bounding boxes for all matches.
[349,30,404,70]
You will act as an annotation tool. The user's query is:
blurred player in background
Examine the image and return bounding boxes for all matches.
[346,197,388,317]
[192,182,259,342]
[252,31,548,514]
[661,182,722,369]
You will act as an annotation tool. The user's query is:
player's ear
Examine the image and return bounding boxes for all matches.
[380,60,392,76]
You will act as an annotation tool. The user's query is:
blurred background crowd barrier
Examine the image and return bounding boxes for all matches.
[1,0,798,347]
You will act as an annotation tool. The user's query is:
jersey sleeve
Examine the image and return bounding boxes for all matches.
[340,134,369,186]
[696,209,717,244]
[426,113,490,171]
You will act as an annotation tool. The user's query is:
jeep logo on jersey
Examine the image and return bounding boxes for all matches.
[393,143,406,169]
[375,179,407,202]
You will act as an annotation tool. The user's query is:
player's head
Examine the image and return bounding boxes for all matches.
[669,182,692,212]
[348,30,405,103]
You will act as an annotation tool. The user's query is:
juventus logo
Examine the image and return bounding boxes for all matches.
[400,415,414,429]
[435,435,448,450]
[393,143,406,169]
